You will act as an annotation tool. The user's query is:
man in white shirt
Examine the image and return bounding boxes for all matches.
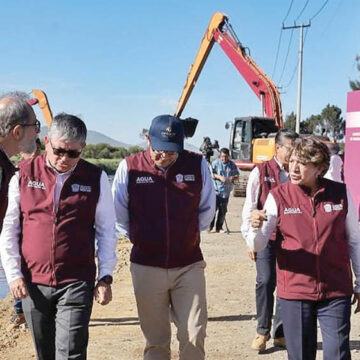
[0,113,117,360]
[241,129,298,351]
[324,143,343,182]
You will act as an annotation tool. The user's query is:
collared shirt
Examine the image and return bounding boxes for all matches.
[246,189,360,293]
[0,159,118,284]
[211,158,239,198]
[241,157,288,241]
[112,156,215,238]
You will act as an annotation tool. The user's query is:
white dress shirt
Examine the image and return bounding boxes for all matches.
[112,156,216,238]
[246,190,360,293]
[241,157,289,241]
[0,161,118,284]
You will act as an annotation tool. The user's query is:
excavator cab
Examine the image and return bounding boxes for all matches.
[230,117,278,163]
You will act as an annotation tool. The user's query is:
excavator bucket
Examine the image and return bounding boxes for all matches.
[31,89,53,127]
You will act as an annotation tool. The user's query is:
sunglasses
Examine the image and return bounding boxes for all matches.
[49,140,82,158]
[20,119,41,134]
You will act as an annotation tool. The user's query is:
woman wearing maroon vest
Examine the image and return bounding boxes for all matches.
[247,136,360,360]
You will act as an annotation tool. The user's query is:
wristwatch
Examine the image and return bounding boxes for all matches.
[99,275,113,285]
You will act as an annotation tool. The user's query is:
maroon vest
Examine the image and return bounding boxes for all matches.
[0,148,16,233]
[127,149,203,268]
[257,157,281,209]
[19,155,101,286]
[257,158,282,241]
[272,179,352,301]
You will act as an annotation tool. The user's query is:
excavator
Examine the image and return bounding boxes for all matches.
[174,12,283,196]
[29,89,53,127]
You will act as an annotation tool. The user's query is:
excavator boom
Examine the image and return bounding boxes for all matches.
[31,89,53,127]
[174,12,283,128]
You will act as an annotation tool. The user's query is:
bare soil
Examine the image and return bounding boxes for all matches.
[1,197,360,359]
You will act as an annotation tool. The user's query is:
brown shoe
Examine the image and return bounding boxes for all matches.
[9,313,26,328]
[251,333,270,351]
[273,337,286,349]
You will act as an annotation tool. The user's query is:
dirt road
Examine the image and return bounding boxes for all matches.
[1,196,360,359]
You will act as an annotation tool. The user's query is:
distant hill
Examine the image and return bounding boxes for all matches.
[40,127,131,148]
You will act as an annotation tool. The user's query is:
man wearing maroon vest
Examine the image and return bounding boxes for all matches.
[112,114,215,360]
[0,92,39,326]
[0,113,117,360]
[241,129,298,351]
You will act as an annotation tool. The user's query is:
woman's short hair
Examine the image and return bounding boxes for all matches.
[291,136,330,176]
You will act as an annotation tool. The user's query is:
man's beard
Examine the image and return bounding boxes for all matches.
[19,137,36,155]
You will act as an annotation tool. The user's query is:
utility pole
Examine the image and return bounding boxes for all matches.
[283,22,311,133]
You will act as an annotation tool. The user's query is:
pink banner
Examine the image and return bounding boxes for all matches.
[344,90,360,220]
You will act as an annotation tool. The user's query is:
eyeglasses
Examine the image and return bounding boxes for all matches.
[49,140,82,159]
[20,119,41,134]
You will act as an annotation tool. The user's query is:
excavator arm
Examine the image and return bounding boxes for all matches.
[174,12,283,128]
[29,89,53,127]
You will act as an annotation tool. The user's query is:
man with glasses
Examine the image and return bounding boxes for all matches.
[0,113,117,360]
[241,128,299,351]
[112,114,215,360]
[0,92,39,327]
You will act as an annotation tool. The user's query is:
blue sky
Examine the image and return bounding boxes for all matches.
[1,0,359,148]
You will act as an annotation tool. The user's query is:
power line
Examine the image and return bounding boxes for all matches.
[283,0,294,23]
[295,0,310,21]
[277,28,295,84]
[271,0,294,79]
[283,27,310,89]
[310,0,330,21]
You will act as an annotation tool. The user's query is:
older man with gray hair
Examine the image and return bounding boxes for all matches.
[0,113,117,360]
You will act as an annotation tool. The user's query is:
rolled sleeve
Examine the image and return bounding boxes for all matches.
[95,171,118,280]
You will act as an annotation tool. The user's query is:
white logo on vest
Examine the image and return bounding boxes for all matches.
[324,203,343,213]
[264,176,276,183]
[284,207,302,215]
[27,180,46,190]
[184,174,195,181]
[176,174,184,183]
[136,176,154,184]
[71,184,91,192]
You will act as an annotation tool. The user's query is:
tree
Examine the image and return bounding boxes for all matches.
[284,112,296,131]
[318,104,345,141]
[302,114,321,134]
[349,55,360,90]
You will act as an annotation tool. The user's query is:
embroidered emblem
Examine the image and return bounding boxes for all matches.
[324,203,343,212]
[27,180,46,190]
[264,176,276,183]
[71,184,91,192]
[176,174,184,183]
[284,207,302,215]
[136,176,154,184]
[184,174,195,181]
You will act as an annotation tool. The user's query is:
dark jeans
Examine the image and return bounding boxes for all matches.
[279,296,351,360]
[22,281,94,360]
[210,195,229,231]
[14,297,23,314]
[255,241,283,338]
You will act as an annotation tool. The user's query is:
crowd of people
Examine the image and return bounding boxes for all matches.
[0,90,359,360]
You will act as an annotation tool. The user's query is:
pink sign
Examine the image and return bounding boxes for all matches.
[344,90,360,219]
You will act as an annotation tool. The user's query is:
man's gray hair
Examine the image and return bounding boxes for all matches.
[0,91,32,137]
[275,128,299,145]
[48,113,87,143]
